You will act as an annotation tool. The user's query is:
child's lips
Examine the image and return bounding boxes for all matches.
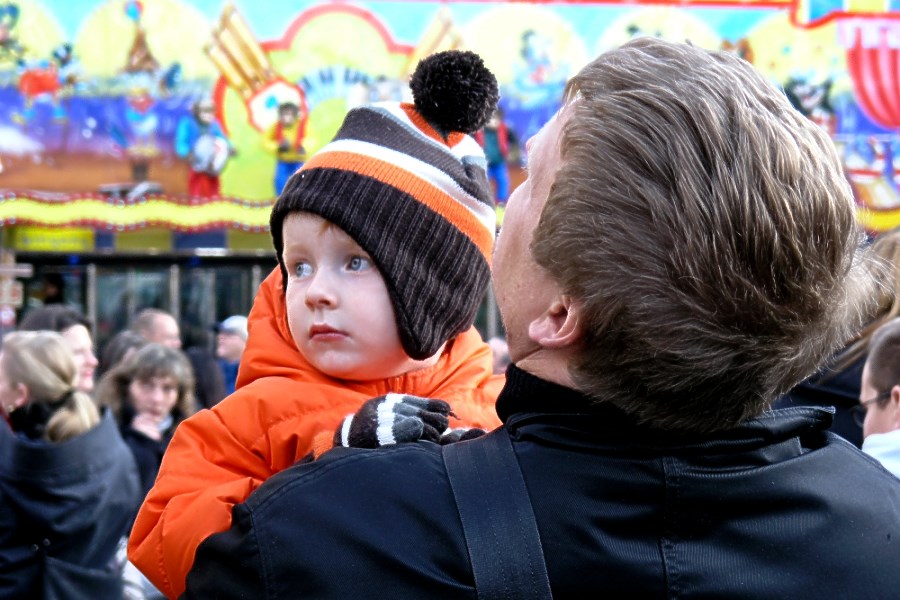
[309,324,346,340]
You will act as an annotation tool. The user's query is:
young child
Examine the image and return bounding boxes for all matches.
[129,50,504,598]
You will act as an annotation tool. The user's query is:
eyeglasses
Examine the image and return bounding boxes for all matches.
[852,391,892,427]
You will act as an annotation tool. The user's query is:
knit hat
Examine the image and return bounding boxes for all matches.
[271,50,499,360]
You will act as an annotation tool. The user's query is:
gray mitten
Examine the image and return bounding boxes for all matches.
[335,393,453,448]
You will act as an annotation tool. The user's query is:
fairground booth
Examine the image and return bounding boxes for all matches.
[0,0,897,349]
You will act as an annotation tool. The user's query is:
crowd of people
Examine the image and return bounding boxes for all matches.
[3,41,900,599]
[0,304,248,598]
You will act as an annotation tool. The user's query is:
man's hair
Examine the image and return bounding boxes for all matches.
[130,308,173,336]
[531,38,876,432]
[833,227,900,371]
[865,318,900,407]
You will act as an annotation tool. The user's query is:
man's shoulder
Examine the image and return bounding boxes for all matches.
[194,443,472,599]
[246,443,447,513]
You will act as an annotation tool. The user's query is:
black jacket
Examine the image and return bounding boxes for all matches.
[0,409,141,600]
[119,402,184,499]
[186,365,900,599]
[774,353,865,447]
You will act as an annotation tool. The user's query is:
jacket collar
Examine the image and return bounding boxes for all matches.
[498,364,837,453]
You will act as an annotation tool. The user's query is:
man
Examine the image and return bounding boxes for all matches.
[131,308,181,349]
[857,317,900,476]
[214,315,247,396]
[184,39,900,597]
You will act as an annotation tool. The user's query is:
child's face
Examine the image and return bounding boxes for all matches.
[281,213,417,381]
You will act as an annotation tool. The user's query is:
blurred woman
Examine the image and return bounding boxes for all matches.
[18,304,99,395]
[96,343,196,497]
[0,331,140,599]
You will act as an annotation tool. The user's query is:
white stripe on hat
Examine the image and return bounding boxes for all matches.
[316,139,496,234]
[369,103,488,167]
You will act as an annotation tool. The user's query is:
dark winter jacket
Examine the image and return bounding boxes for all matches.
[119,403,183,500]
[774,354,866,447]
[0,409,141,600]
[185,365,900,599]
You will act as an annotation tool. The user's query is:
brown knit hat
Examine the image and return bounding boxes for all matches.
[271,50,499,360]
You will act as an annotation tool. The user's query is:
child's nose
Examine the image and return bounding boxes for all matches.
[304,271,338,308]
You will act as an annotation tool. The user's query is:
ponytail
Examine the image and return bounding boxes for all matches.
[2,331,100,443]
[45,389,99,443]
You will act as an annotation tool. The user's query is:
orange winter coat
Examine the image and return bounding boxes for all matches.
[128,267,503,598]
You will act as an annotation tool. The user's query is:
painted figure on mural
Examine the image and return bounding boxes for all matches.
[13,42,80,126]
[475,107,520,204]
[0,3,23,64]
[784,76,836,136]
[513,29,567,109]
[263,101,307,196]
[504,26,569,144]
[175,98,233,198]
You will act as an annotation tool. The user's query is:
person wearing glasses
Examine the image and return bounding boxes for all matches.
[857,317,900,477]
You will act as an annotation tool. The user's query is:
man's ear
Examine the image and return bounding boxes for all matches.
[527,295,583,349]
[891,385,900,430]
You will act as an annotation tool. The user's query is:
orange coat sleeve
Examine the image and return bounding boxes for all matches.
[127,378,349,598]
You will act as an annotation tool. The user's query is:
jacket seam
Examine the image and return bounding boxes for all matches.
[246,505,275,599]
[660,456,679,599]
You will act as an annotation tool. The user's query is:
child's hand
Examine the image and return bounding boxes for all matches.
[439,427,486,445]
[131,413,164,441]
[335,394,452,448]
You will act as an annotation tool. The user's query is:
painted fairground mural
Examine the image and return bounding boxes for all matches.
[1,0,900,233]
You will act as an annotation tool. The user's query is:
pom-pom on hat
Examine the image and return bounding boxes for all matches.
[271,50,499,360]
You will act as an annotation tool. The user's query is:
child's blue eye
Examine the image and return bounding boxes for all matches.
[294,262,313,278]
[347,256,370,272]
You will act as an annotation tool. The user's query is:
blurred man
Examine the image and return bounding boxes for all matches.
[131,308,181,350]
[858,317,900,477]
[215,315,247,396]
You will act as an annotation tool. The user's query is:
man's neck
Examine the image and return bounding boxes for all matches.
[514,350,578,389]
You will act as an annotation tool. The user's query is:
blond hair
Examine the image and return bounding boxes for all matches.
[531,38,877,432]
[1,331,99,442]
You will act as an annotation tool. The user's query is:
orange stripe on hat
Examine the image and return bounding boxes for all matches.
[400,103,467,148]
[304,150,493,262]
